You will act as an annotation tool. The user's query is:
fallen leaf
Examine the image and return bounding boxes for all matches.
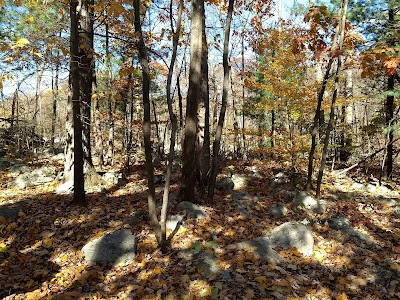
[245,288,254,299]
[337,293,348,300]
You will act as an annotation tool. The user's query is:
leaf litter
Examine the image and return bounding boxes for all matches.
[0,159,399,299]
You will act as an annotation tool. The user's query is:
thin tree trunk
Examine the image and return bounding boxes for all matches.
[134,0,161,244]
[207,0,234,203]
[70,0,86,205]
[177,72,183,128]
[159,0,184,253]
[33,63,45,135]
[306,9,342,192]
[181,0,203,203]
[315,0,348,200]
[51,52,60,151]
[385,7,395,180]
[241,35,246,157]
[106,21,115,166]
[152,99,163,160]
[201,1,211,185]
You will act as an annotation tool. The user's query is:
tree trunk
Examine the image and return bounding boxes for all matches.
[385,7,395,180]
[51,47,60,151]
[152,100,163,160]
[241,35,246,157]
[158,0,184,253]
[315,0,348,200]
[181,0,203,203]
[177,71,183,128]
[306,8,342,192]
[134,0,161,245]
[33,62,45,136]
[200,1,210,185]
[80,0,94,168]
[106,22,115,166]
[207,0,234,203]
[70,0,86,205]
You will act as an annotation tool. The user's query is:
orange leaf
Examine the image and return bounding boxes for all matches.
[337,293,348,300]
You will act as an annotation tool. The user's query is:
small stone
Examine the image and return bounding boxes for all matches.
[231,174,247,190]
[269,203,288,217]
[273,172,289,184]
[292,191,318,213]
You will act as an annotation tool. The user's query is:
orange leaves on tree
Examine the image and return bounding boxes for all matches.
[383,57,400,75]
[360,47,400,78]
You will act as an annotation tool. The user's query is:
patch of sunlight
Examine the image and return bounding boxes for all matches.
[189,279,212,298]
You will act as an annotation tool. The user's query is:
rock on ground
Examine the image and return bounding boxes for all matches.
[292,192,318,212]
[11,165,57,188]
[229,221,314,263]
[327,213,373,244]
[176,201,209,219]
[216,177,234,191]
[266,222,314,256]
[81,229,137,267]
[102,171,127,186]
[0,206,19,222]
[231,174,247,190]
[166,214,184,231]
[292,191,327,214]
[269,203,288,217]
[55,181,74,194]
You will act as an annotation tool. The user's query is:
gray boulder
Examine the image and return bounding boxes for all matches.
[12,165,56,188]
[292,191,327,214]
[81,229,137,267]
[102,171,127,185]
[55,181,74,194]
[176,201,209,219]
[0,160,12,170]
[273,172,289,184]
[292,191,318,212]
[229,222,314,263]
[231,240,282,263]
[166,214,184,231]
[216,177,234,191]
[9,164,30,175]
[328,214,373,244]
[256,222,314,256]
[269,203,288,217]
[231,174,247,189]
[0,206,19,221]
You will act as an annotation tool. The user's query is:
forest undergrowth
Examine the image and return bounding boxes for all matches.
[0,158,399,300]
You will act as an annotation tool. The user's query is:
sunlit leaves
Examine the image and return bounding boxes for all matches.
[11,38,30,49]
[360,47,400,77]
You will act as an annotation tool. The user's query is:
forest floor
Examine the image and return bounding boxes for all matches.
[0,156,399,300]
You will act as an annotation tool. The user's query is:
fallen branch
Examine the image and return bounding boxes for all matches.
[333,136,400,176]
